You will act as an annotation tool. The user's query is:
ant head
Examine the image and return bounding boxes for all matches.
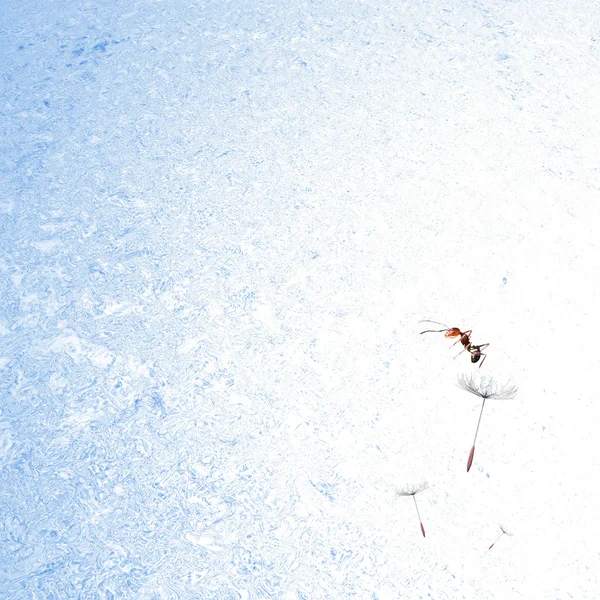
[444,328,462,338]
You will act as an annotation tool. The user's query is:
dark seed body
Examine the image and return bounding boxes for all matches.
[467,446,475,472]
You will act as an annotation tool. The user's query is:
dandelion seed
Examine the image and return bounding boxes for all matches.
[443,565,456,579]
[488,524,513,550]
[457,374,518,472]
[395,480,428,537]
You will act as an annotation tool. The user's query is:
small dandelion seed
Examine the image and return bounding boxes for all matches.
[488,524,514,550]
[395,480,428,538]
[457,374,518,472]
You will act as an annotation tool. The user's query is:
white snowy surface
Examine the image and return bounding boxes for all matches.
[1,0,599,598]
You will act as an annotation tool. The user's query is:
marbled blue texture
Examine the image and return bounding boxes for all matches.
[2,0,600,598]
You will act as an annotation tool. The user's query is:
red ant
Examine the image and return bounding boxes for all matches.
[420,320,489,368]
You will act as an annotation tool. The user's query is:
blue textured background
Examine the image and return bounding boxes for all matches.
[2,0,600,598]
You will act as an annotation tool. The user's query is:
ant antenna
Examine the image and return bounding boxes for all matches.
[419,319,449,328]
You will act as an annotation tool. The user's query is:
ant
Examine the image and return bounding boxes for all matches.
[420,320,489,368]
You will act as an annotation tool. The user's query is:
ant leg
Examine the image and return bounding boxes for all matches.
[477,354,487,368]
